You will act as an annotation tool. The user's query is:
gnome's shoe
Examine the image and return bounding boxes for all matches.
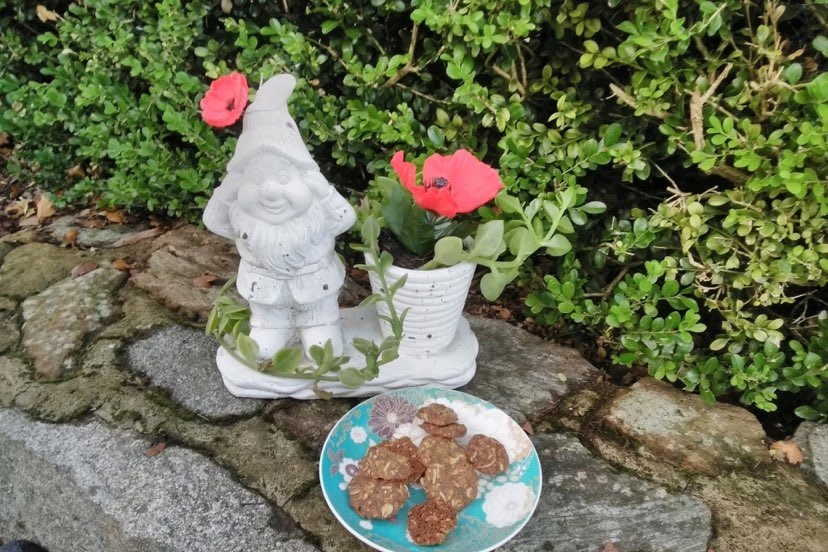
[300,325,344,357]
[249,327,293,360]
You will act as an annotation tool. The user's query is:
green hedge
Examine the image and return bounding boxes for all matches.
[1,0,826,419]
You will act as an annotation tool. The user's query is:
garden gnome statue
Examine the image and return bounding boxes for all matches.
[203,74,356,359]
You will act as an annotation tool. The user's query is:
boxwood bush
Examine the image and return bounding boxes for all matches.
[1,0,825,419]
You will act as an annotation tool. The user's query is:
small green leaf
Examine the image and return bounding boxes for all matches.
[469,220,504,258]
[495,193,522,214]
[271,347,303,373]
[339,368,367,388]
[794,406,820,420]
[433,236,465,266]
[236,334,259,365]
[543,234,572,256]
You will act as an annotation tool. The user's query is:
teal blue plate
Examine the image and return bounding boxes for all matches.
[320,387,542,552]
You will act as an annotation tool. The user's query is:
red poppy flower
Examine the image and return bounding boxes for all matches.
[199,72,249,128]
[390,150,504,219]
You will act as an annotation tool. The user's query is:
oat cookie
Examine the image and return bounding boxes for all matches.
[421,421,467,439]
[416,403,458,426]
[421,457,478,511]
[378,437,426,483]
[348,475,409,519]
[465,434,510,475]
[357,446,411,481]
[408,499,458,546]
[418,435,466,467]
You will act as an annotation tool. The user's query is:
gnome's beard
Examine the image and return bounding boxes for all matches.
[229,201,331,275]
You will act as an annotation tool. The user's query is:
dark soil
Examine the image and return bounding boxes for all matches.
[377,231,431,270]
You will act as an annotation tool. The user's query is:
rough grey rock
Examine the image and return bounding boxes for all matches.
[600,377,767,475]
[461,316,602,423]
[48,215,149,249]
[0,310,18,353]
[501,433,711,552]
[130,225,238,319]
[0,242,89,298]
[125,325,264,418]
[0,242,12,266]
[22,267,127,379]
[0,408,318,552]
[794,421,828,489]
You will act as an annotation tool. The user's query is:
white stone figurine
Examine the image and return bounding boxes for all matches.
[204,73,478,400]
[203,74,356,359]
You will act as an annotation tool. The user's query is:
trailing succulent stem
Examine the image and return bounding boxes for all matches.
[205,214,405,398]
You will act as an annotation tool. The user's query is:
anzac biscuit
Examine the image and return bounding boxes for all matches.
[465,434,510,475]
[421,421,467,439]
[408,499,458,546]
[418,435,466,467]
[421,457,478,511]
[357,446,411,481]
[348,475,409,519]
[416,403,459,426]
[378,437,427,483]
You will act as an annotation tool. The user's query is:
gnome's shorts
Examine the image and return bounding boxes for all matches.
[237,258,343,330]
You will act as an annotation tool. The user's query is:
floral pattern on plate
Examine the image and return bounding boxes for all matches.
[320,387,542,552]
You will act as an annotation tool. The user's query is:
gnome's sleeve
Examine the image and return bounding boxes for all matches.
[203,173,242,240]
[319,186,357,236]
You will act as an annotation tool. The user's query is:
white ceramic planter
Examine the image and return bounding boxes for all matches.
[366,253,476,356]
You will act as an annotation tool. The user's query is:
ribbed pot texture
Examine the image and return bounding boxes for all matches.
[365,253,475,356]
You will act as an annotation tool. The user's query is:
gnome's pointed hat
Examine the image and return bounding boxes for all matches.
[227,74,317,172]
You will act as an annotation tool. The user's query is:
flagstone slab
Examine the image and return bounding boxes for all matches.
[794,421,828,489]
[0,408,319,552]
[599,377,768,475]
[0,242,90,299]
[22,267,127,380]
[48,215,150,249]
[462,316,603,424]
[129,225,238,319]
[501,432,711,552]
[124,324,264,418]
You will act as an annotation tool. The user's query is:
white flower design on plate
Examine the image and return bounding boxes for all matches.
[350,426,367,444]
[482,482,536,528]
[337,457,360,490]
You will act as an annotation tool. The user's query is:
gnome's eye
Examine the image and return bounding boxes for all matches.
[277,170,290,184]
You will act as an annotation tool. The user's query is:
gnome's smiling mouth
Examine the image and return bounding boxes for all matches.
[261,199,288,214]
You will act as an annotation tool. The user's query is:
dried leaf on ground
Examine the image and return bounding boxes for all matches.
[144,441,167,457]
[111,258,131,271]
[193,273,219,289]
[499,307,511,320]
[71,262,98,279]
[66,164,85,178]
[110,227,163,248]
[105,210,126,224]
[520,420,534,435]
[601,542,620,552]
[18,216,39,228]
[61,228,78,248]
[35,194,56,220]
[0,133,8,147]
[36,5,58,22]
[769,440,804,465]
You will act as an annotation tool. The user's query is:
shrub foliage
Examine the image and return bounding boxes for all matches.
[1,0,825,418]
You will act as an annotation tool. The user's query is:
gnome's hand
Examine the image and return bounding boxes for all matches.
[304,170,332,199]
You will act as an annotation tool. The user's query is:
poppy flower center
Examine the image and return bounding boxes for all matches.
[429,176,449,189]
[226,99,236,111]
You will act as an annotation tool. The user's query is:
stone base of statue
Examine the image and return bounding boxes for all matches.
[215,306,478,400]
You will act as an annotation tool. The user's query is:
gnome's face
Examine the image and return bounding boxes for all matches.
[236,151,314,226]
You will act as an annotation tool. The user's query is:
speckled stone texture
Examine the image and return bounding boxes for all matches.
[461,316,602,424]
[794,421,828,489]
[21,266,127,379]
[48,215,150,249]
[0,408,319,552]
[129,225,238,319]
[124,325,264,418]
[501,433,711,552]
[600,377,768,475]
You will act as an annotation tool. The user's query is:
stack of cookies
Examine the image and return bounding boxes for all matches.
[348,402,510,546]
